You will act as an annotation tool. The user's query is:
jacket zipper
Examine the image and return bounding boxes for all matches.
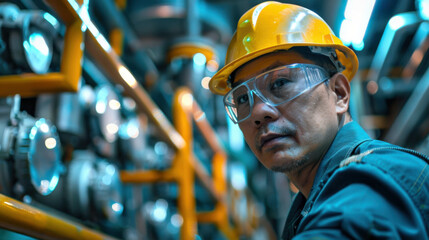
[368,146,429,164]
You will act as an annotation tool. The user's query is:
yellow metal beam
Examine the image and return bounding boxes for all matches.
[0,194,118,240]
[192,154,223,202]
[121,87,239,239]
[197,203,238,240]
[84,31,185,151]
[40,0,185,150]
[192,101,225,155]
[115,0,127,10]
[110,28,124,56]
[174,88,238,240]
[173,88,197,239]
[212,152,227,196]
[120,169,178,183]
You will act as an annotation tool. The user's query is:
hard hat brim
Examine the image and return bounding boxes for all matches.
[209,43,358,95]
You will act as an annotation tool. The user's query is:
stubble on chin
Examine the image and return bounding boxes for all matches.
[269,155,312,173]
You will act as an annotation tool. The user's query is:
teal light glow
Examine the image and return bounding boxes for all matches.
[339,0,376,51]
[29,32,49,56]
[352,41,365,51]
[417,0,429,20]
[193,53,206,66]
[388,15,406,30]
[43,13,58,28]
[67,0,112,51]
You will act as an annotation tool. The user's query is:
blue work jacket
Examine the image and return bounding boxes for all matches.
[282,121,429,239]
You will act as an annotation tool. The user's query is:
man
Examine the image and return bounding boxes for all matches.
[209,1,429,239]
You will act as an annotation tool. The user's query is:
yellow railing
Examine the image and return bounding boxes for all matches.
[0,194,118,240]
[0,0,182,239]
[50,0,185,150]
[121,87,238,240]
[0,0,270,239]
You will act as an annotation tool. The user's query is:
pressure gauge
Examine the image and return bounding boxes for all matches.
[67,151,123,222]
[15,116,63,196]
[91,85,122,158]
[20,29,52,73]
[118,116,147,166]
[142,199,182,238]
[0,158,12,195]
[0,3,57,74]
[94,85,121,143]
[0,96,63,197]
[0,103,14,196]
[66,151,93,219]
[93,159,124,221]
[35,91,87,148]
[0,97,18,196]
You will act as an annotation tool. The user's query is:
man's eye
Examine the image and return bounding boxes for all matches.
[271,78,290,90]
[236,94,249,104]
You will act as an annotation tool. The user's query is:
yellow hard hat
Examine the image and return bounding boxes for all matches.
[209,1,359,95]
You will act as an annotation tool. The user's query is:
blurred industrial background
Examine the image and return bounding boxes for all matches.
[0,0,428,239]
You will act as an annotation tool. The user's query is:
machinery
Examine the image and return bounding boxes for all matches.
[0,0,428,239]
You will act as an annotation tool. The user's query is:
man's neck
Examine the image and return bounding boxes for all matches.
[287,114,352,198]
[287,160,321,198]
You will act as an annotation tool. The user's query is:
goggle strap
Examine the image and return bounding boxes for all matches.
[308,46,345,73]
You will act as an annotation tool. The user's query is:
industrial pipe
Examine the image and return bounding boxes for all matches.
[0,194,118,240]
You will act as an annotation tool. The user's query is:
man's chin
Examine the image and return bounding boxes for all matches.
[268,157,310,173]
[270,164,295,173]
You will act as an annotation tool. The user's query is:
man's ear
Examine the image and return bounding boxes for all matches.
[328,73,351,114]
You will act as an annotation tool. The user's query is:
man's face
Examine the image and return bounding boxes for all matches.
[233,51,340,173]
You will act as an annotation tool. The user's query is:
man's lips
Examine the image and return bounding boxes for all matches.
[258,133,288,150]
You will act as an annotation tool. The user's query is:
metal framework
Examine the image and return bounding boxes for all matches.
[0,194,118,240]
[121,87,238,240]
[0,0,268,239]
[0,5,83,97]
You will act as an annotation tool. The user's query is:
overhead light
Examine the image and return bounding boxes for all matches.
[193,53,206,66]
[339,0,376,51]
[352,41,365,51]
[416,0,429,20]
[0,3,57,74]
[388,15,407,30]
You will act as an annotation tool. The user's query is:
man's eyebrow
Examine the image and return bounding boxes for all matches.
[232,61,285,88]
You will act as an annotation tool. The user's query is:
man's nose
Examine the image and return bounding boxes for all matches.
[249,94,280,127]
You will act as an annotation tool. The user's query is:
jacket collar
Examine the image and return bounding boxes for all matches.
[282,121,371,239]
[309,121,371,200]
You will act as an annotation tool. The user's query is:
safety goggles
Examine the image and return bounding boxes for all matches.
[224,63,330,124]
